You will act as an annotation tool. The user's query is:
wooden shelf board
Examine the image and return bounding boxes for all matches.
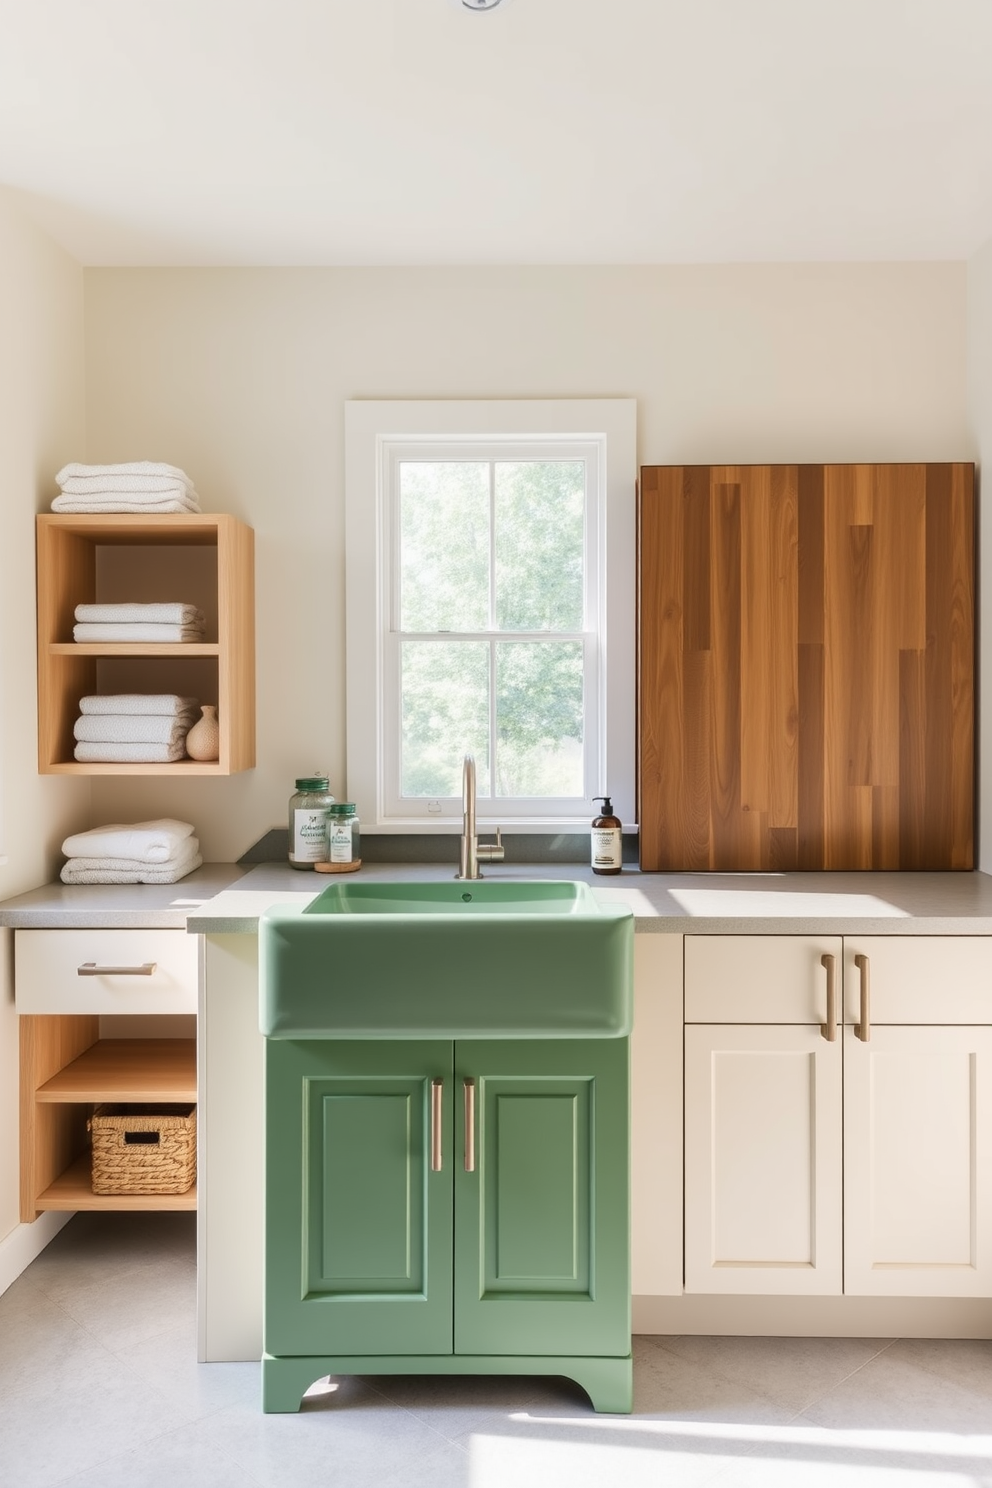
[41,760,228,776]
[37,513,229,544]
[49,643,219,657]
[36,1039,197,1102]
[35,1153,197,1211]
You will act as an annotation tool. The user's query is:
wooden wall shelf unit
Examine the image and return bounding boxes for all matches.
[36,512,255,775]
[19,1017,197,1217]
[638,463,975,872]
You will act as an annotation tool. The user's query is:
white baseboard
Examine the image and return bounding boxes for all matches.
[633,1292,992,1338]
[0,1212,73,1296]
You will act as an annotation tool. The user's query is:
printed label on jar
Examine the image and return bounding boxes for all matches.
[329,820,354,863]
[293,809,328,861]
[591,827,622,869]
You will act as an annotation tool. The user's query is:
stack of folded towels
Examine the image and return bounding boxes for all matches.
[73,694,200,764]
[60,819,201,885]
[53,462,200,514]
[73,602,206,643]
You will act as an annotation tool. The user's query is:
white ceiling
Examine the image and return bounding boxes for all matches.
[3,0,992,267]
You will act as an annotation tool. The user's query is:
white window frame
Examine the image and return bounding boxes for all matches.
[345,399,636,833]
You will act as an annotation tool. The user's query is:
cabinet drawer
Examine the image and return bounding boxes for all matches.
[685,935,842,1024]
[15,929,198,1015]
[844,938,992,1025]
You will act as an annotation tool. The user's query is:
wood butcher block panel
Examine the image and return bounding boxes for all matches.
[638,464,974,872]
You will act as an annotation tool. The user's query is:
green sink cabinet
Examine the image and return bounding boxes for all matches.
[262,1036,631,1412]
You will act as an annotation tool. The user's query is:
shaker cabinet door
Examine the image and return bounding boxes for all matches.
[264,1039,454,1358]
[453,1038,630,1358]
[684,1023,843,1295]
[843,1024,992,1297]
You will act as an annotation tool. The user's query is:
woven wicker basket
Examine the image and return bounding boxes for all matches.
[89,1104,196,1195]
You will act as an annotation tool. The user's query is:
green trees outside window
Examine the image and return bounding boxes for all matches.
[398,459,587,800]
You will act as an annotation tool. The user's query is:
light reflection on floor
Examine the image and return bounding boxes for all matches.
[468,1417,992,1487]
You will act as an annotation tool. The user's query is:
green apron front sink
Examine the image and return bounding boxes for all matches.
[259,879,633,1039]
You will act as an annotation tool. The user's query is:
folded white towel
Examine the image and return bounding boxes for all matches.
[75,604,205,626]
[62,839,200,874]
[74,713,197,745]
[60,852,203,886]
[79,694,198,717]
[73,739,189,763]
[59,474,197,495]
[64,853,198,874]
[56,461,196,487]
[55,466,198,504]
[52,495,201,514]
[62,819,196,863]
[73,623,205,643]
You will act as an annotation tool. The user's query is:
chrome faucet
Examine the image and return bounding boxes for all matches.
[456,754,504,880]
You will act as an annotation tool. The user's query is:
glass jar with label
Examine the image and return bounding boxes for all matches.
[325,802,360,866]
[288,776,335,869]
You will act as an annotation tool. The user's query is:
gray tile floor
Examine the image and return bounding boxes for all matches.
[3,1213,992,1488]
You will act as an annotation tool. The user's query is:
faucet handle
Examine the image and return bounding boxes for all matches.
[477,827,504,863]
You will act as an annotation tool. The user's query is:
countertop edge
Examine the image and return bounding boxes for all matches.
[189,911,992,937]
[7,864,992,935]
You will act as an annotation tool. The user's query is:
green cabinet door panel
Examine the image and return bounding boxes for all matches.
[265,1036,630,1372]
[454,1039,630,1358]
[265,1039,454,1358]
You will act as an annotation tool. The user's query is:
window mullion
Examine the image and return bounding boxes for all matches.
[485,637,497,805]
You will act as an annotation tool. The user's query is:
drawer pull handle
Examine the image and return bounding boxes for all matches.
[77,962,158,977]
[820,953,837,1042]
[430,1077,443,1173]
[855,953,871,1041]
[464,1078,476,1172]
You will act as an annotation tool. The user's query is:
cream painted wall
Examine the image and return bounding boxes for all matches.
[968,240,992,871]
[82,264,971,862]
[0,193,89,1247]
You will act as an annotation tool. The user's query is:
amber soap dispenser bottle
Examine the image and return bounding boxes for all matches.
[591,796,623,875]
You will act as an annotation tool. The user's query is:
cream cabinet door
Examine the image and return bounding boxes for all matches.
[843,1024,992,1297]
[684,1023,843,1294]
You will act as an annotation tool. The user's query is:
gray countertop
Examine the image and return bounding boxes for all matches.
[6,861,992,934]
[0,863,249,928]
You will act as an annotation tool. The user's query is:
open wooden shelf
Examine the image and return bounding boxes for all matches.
[36,512,254,774]
[39,759,231,776]
[37,1038,196,1103]
[49,642,220,657]
[35,1154,197,1212]
[20,1017,198,1220]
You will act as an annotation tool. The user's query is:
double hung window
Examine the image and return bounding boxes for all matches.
[345,400,635,830]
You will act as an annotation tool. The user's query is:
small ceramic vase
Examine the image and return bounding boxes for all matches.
[186,704,220,761]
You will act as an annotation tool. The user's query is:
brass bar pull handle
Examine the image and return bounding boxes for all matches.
[430,1078,443,1172]
[464,1078,476,1172]
[820,953,837,1041]
[77,962,157,976]
[855,953,871,1041]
